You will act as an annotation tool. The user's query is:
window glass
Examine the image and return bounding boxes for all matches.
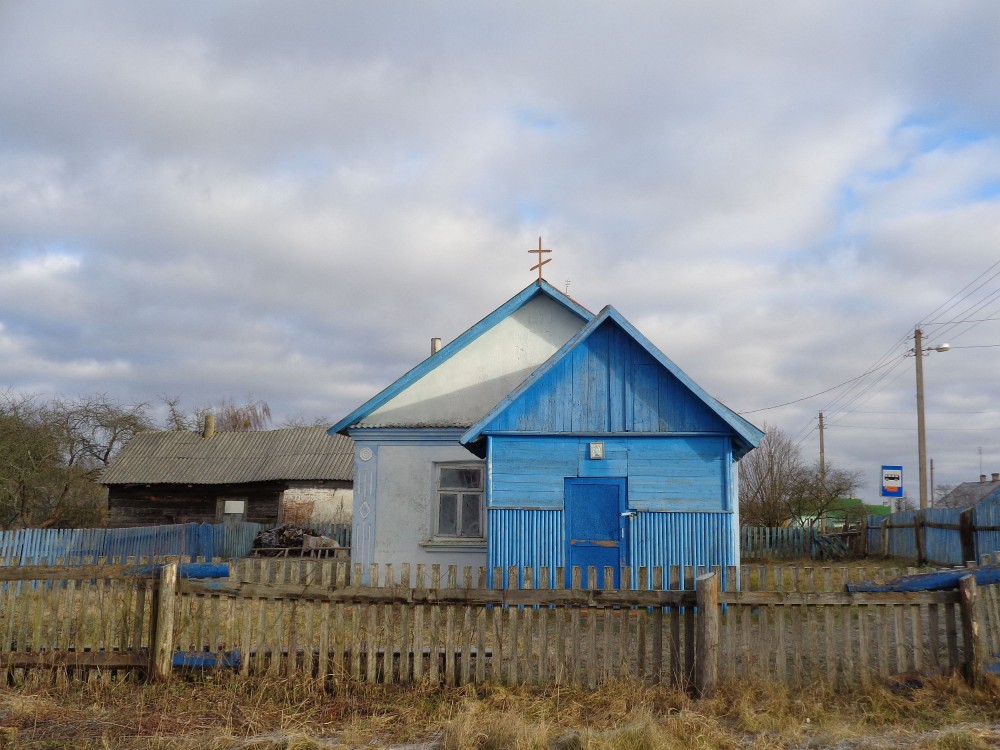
[435,463,484,539]
[439,467,482,490]
[460,493,481,536]
[438,493,458,536]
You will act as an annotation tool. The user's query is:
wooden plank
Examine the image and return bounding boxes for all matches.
[653,567,665,684]
[0,651,148,669]
[586,566,597,689]
[927,603,941,672]
[0,564,158,582]
[684,567,695,686]
[669,565,682,686]
[152,562,178,680]
[445,566,456,687]
[695,572,719,697]
[553,568,566,685]
[398,563,411,683]
[537,566,549,685]
[877,605,890,679]
[571,567,581,685]
[475,567,487,685]
[823,569,835,685]
[177,579,700,607]
[959,575,982,686]
[857,604,870,687]
[523,567,534,685]
[414,564,425,682]
[492,567,503,684]
[946,601,959,672]
[430,565,441,685]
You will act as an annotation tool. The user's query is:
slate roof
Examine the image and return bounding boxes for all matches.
[329,280,592,433]
[937,480,1000,510]
[101,427,353,485]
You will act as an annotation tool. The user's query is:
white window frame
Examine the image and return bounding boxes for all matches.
[432,461,485,541]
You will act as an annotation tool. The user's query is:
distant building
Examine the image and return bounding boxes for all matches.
[329,280,763,584]
[937,473,1000,510]
[102,426,353,527]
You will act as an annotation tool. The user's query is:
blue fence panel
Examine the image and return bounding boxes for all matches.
[974,495,1000,563]
[923,507,964,565]
[0,520,268,565]
[866,515,885,556]
[885,510,918,559]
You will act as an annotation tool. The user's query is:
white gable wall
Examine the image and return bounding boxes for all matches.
[361,294,585,427]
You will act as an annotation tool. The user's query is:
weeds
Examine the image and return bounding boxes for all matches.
[1,674,999,749]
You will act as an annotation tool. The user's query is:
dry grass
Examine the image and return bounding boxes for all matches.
[0,673,999,749]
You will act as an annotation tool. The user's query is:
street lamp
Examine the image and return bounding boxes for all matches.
[913,327,950,509]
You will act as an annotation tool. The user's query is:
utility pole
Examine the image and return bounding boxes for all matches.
[915,327,929,510]
[930,458,935,507]
[818,412,826,483]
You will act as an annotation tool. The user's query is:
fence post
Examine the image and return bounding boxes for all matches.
[152,561,178,681]
[914,510,925,566]
[960,508,976,565]
[958,574,982,687]
[695,571,719,698]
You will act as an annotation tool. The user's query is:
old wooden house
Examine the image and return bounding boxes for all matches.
[330,279,763,583]
[102,426,353,527]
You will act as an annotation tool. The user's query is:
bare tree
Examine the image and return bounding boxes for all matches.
[789,463,865,529]
[0,392,153,529]
[739,424,864,528]
[738,425,807,527]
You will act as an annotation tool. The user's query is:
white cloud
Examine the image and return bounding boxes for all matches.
[2,1,1000,499]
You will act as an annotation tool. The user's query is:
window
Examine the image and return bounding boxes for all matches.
[435,463,484,539]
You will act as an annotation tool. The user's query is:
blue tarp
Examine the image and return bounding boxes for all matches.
[847,564,1000,592]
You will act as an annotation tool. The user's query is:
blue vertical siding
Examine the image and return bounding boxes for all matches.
[629,511,734,588]
[974,496,1000,561]
[0,521,263,564]
[488,508,564,587]
[481,319,732,435]
[487,507,733,590]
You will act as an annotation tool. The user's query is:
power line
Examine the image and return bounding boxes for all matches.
[736,357,901,414]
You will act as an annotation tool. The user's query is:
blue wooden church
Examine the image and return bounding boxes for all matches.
[329,279,763,586]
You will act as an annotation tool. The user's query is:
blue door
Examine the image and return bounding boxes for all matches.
[565,478,627,588]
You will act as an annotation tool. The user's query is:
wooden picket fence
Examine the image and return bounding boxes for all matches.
[1,560,997,694]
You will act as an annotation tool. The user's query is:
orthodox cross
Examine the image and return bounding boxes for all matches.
[528,237,551,281]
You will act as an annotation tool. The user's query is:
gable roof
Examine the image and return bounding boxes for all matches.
[461,305,765,455]
[101,427,354,485]
[328,279,593,433]
[937,480,1000,510]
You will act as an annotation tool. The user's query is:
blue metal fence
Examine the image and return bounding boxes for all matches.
[866,498,1000,565]
[0,521,264,564]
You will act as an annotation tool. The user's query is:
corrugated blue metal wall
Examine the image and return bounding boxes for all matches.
[488,508,564,587]
[0,521,264,564]
[629,511,734,587]
[488,508,733,589]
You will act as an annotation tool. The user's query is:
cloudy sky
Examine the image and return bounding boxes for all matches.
[2,1,1000,504]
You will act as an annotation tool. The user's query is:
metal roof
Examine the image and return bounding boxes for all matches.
[101,427,353,485]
